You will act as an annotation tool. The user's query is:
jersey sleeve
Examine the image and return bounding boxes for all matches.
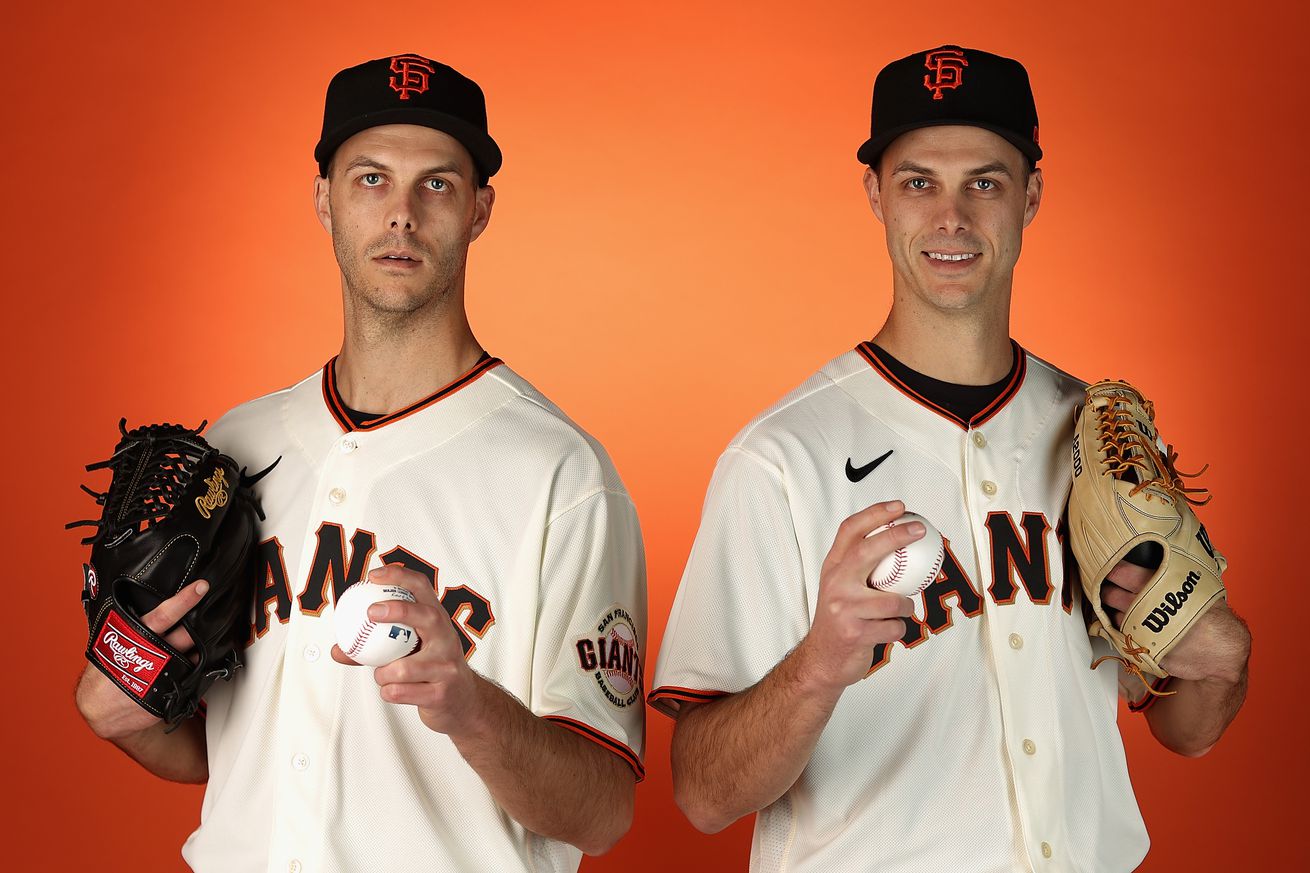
[650,446,810,717]
[530,488,648,779]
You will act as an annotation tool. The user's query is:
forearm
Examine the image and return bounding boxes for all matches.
[75,666,208,783]
[1145,606,1252,756]
[1143,671,1247,756]
[449,675,635,855]
[671,642,844,833]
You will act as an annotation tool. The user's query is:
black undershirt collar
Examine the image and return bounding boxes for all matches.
[867,343,1018,424]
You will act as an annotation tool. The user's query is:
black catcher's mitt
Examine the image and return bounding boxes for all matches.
[69,420,275,725]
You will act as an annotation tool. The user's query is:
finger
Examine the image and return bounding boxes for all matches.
[375,681,449,708]
[850,519,926,579]
[849,590,916,620]
[853,617,908,647]
[828,501,906,564]
[373,653,461,688]
[367,564,438,606]
[1100,581,1137,614]
[1105,560,1153,594]
[330,644,363,666]
[141,578,209,636]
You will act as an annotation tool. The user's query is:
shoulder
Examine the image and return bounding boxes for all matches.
[484,365,630,500]
[206,370,318,456]
[725,349,868,465]
[1018,345,1088,408]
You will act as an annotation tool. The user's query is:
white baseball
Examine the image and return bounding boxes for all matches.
[866,512,946,596]
[333,582,419,666]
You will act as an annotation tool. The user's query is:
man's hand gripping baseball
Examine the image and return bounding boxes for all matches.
[331,564,480,736]
[795,501,922,689]
[331,563,636,854]
[672,501,922,834]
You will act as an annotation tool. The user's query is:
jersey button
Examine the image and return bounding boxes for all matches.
[972,432,987,448]
[288,862,303,873]
[1040,841,1053,859]
[1008,633,1023,650]
[981,480,998,496]
[328,487,347,505]
[303,644,321,663]
[1022,739,1037,756]
[292,752,310,771]
[340,437,358,454]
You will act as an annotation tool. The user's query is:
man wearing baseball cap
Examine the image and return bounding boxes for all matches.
[652,45,1250,871]
[75,53,647,872]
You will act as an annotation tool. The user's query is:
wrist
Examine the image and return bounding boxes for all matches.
[786,638,851,703]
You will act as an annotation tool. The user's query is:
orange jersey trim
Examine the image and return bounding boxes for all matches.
[542,715,645,781]
[320,354,504,433]
[855,340,1028,431]
[648,686,729,706]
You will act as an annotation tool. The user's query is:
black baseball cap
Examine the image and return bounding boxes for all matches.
[857,45,1041,170]
[315,53,502,184]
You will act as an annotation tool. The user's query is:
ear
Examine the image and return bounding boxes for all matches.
[469,184,496,243]
[1021,168,1043,228]
[863,166,886,224]
[314,174,332,234]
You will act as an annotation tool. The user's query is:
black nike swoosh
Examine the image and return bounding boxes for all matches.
[846,450,894,483]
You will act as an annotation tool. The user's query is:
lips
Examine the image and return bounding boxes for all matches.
[375,251,422,263]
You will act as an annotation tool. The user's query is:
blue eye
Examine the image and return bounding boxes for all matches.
[361,173,383,186]
[908,178,929,190]
[426,178,447,192]
[974,179,996,191]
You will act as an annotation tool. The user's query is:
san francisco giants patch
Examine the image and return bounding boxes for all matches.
[574,605,642,708]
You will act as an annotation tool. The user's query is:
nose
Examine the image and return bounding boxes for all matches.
[935,192,971,235]
[385,187,420,233]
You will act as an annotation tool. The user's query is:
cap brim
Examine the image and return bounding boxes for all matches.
[857,119,1042,168]
[314,108,503,180]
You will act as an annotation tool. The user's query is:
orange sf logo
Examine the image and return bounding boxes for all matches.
[389,55,436,100]
[195,468,230,519]
[923,49,968,100]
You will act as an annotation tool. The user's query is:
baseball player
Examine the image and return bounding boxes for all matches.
[74,53,647,872]
[651,46,1250,872]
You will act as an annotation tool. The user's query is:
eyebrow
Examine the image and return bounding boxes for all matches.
[342,156,468,177]
[890,160,1014,178]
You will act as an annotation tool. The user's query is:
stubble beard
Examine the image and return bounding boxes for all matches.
[336,233,469,333]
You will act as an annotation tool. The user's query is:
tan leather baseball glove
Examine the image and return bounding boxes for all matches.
[1069,380,1227,687]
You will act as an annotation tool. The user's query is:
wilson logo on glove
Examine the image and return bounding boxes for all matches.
[1140,570,1202,634]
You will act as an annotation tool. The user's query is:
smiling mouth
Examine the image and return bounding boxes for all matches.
[925,252,979,262]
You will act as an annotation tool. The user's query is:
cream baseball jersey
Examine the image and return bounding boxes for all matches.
[652,343,1149,873]
[181,357,646,873]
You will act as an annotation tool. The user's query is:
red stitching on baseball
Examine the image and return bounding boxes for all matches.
[347,620,376,658]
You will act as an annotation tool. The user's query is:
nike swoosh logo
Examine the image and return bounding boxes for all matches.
[846,450,894,483]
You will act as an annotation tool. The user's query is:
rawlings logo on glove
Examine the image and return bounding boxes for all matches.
[69,420,276,725]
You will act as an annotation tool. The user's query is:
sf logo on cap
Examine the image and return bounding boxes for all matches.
[923,48,968,100]
[389,54,436,100]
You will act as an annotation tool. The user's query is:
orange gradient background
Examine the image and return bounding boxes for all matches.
[4,2,1305,870]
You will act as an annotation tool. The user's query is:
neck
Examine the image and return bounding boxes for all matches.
[335,293,485,415]
[872,296,1014,385]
